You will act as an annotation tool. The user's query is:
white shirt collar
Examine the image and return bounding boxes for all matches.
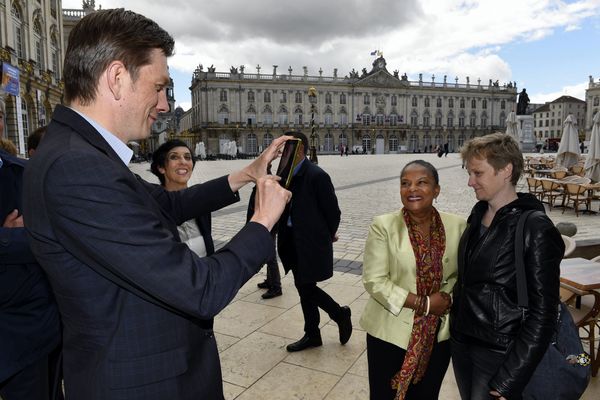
[70,108,133,166]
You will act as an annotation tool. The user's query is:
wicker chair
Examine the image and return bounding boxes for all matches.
[526,177,543,200]
[562,183,592,216]
[540,179,563,209]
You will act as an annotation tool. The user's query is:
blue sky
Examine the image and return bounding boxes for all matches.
[63,0,600,110]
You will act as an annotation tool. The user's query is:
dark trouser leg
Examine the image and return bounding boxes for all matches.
[0,356,49,400]
[451,338,510,400]
[367,333,451,400]
[265,235,281,290]
[294,280,342,337]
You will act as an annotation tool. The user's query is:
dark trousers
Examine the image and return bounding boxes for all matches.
[293,274,342,337]
[366,333,451,400]
[264,233,281,290]
[451,338,520,400]
[0,356,49,400]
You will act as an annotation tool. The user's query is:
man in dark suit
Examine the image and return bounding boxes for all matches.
[277,131,352,352]
[1,147,61,400]
[22,9,290,400]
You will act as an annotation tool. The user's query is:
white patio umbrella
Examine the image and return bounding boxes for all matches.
[505,111,519,141]
[584,113,600,182]
[555,114,581,169]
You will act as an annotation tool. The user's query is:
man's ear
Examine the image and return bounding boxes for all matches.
[106,60,127,100]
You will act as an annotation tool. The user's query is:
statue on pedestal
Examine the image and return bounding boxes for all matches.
[517,89,530,115]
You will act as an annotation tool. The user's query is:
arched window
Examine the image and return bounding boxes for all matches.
[325,93,332,104]
[501,100,506,110]
[412,96,418,107]
[246,133,258,154]
[294,107,303,125]
[263,132,274,148]
[460,98,465,108]
[278,106,288,125]
[481,112,488,127]
[482,99,487,109]
[220,90,227,102]
[411,111,418,127]
[12,4,25,58]
[324,132,334,152]
[435,111,442,127]
[33,20,45,70]
[50,29,60,80]
[447,111,454,127]
[423,111,430,127]
[295,92,302,103]
[362,134,371,151]
[262,106,273,124]
[424,97,430,107]
[437,98,442,108]
[264,91,271,103]
[470,112,477,127]
[471,99,476,109]
[217,105,229,124]
[389,134,398,152]
[448,98,454,108]
[340,93,346,104]
[247,91,255,102]
[389,113,398,126]
[324,110,333,125]
[339,108,348,125]
[409,133,418,152]
[458,112,465,127]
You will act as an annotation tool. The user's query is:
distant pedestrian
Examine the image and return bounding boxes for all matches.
[345,145,349,156]
[340,145,344,157]
[443,142,449,157]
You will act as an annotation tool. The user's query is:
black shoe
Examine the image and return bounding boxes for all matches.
[257,280,270,289]
[337,306,352,345]
[286,334,323,352]
[261,288,282,299]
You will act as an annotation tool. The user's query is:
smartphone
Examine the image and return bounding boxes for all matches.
[276,138,303,188]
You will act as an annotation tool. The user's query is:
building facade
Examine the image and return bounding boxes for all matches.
[1,0,65,154]
[585,75,600,139]
[187,56,517,156]
[532,95,586,140]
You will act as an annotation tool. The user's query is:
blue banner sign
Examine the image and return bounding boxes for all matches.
[2,62,20,96]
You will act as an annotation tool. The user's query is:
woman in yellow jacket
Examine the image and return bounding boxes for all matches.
[360,160,466,400]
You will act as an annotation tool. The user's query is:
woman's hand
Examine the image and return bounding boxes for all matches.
[428,292,452,316]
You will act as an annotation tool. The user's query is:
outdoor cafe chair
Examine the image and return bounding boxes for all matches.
[526,177,543,200]
[540,179,563,210]
[551,170,568,180]
[571,165,585,176]
[562,183,592,217]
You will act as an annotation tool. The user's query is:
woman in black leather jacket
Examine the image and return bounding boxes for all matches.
[450,133,564,400]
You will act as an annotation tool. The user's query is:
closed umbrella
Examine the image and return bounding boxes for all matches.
[584,113,600,182]
[505,111,519,141]
[555,114,580,169]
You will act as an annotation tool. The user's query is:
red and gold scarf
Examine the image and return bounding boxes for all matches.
[391,207,446,399]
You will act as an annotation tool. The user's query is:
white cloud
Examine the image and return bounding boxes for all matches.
[530,81,588,104]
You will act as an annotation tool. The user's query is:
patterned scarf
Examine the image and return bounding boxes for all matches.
[391,208,446,399]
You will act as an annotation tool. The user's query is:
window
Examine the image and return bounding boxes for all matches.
[246,133,258,154]
[33,21,45,70]
[470,113,476,127]
[389,114,398,126]
[391,95,397,106]
[21,99,30,142]
[364,94,370,105]
[424,98,430,107]
[362,135,371,152]
[324,111,333,125]
[339,110,348,125]
[435,114,442,127]
[423,114,430,127]
[482,99,487,109]
[280,91,287,103]
[481,115,487,127]
[460,99,465,108]
[264,91,271,103]
[389,135,398,152]
[339,133,348,148]
[263,133,274,148]
[436,98,442,108]
[50,30,60,80]
[362,114,371,126]
[262,111,273,125]
[219,90,227,102]
[295,92,302,103]
[501,100,506,110]
[412,96,418,107]
[340,93,346,104]
[447,116,454,127]
[12,5,25,59]
[411,112,418,127]
[247,91,255,102]
[247,112,256,126]
[594,97,599,107]
[294,109,303,125]
[324,133,334,152]
[409,133,418,152]
[325,93,332,104]
[448,98,454,108]
[458,115,465,127]
[471,99,476,108]
[278,107,288,124]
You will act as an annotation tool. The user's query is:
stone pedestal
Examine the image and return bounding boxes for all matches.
[517,115,536,152]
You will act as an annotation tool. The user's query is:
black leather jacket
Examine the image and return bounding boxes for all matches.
[451,193,564,399]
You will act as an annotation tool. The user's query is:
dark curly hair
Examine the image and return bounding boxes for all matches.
[150,139,195,186]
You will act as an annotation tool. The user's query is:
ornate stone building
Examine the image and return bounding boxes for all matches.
[586,75,600,139]
[533,95,586,141]
[188,56,517,155]
[0,0,65,154]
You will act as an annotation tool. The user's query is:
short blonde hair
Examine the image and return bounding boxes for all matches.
[460,133,524,185]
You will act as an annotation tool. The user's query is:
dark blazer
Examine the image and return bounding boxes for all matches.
[277,159,340,283]
[195,214,215,255]
[0,150,60,382]
[22,106,274,400]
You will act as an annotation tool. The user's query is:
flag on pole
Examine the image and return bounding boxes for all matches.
[370,50,377,56]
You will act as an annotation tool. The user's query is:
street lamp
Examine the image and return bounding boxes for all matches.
[308,87,318,164]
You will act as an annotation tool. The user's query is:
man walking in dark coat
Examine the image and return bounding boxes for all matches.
[277,131,352,352]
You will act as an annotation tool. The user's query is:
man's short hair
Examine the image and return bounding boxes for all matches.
[63,8,175,105]
[460,133,524,185]
[285,131,309,155]
[28,126,46,152]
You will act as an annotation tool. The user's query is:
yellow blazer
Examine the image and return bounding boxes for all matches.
[359,209,466,349]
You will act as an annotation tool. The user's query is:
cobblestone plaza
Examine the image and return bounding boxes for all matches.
[130,153,600,399]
